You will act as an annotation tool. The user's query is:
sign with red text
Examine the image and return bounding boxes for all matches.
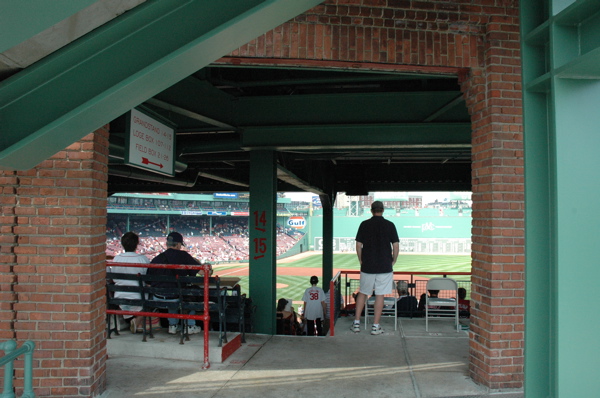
[252,210,268,260]
[125,108,175,176]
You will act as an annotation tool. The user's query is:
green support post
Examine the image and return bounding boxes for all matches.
[249,150,277,334]
[522,1,600,396]
[321,196,334,290]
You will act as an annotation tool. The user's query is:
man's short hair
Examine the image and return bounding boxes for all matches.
[121,231,139,252]
[166,231,185,247]
[371,201,384,211]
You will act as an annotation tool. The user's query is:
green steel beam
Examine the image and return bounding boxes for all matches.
[236,91,467,125]
[0,0,97,52]
[249,150,277,334]
[0,0,323,170]
[321,191,335,291]
[553,78,600,397]
[146,98,236,131]
[242,123,472,149]
[276,165,325,195]
[209,73,455,89]
[522,0,600,396]
[151,76,237,128]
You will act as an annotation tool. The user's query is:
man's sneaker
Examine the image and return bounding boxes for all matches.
[351,322,361,333]
[371,325,384,335]
[188,325,201,334]
[168,325,178,335]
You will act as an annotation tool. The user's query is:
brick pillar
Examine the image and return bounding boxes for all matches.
[0,171,18,341]
[464,14,524,389]
[0,127,109,397]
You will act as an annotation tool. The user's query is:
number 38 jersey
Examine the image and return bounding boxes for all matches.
[302,286,326,320]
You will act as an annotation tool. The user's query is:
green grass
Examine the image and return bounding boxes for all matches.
[281,253,471,273]
[234,253,472,305]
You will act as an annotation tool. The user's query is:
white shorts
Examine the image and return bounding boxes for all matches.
[359,272,393,296]
[119,304,142,319]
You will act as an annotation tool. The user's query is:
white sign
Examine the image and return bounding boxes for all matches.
[126,108,175,176]
[373,192,408,201]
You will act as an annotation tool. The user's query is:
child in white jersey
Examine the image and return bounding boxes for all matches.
[301,276,327,336]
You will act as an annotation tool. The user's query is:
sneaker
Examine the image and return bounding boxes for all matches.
[168,325,178,335]
[351,322,361,333]
[188,325,201,334]
[130,319,137,334]
[371,325,384,335]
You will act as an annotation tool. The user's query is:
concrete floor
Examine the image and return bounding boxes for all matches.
[102,316,524,398]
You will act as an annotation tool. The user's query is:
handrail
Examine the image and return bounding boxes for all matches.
[106,262,213,369]
[328,271,342,337]
[0,340,35,398]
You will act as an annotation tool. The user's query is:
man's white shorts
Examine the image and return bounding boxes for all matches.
[359,272,393,296]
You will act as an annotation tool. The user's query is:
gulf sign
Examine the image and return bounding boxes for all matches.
[286,216,306,230]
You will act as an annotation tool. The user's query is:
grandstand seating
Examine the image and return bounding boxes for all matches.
[106,214,304,262]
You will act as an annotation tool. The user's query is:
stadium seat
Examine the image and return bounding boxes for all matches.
[425,278,460,332]
[364,281,398,330]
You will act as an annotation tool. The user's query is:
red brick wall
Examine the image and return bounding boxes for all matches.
[0,1,524,394]
[467,12,524,389]
[227,0,524,390]
[0,128,109,397]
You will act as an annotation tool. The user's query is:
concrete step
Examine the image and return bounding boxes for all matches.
[107,328,242,365]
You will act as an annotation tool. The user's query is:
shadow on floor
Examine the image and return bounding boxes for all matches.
[102,317,524,398]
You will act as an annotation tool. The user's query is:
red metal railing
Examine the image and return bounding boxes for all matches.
[106,262,213,369]
[329,271,342,336]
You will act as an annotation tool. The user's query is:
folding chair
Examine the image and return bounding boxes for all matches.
[425,278,460,332]
[364,281,398,330]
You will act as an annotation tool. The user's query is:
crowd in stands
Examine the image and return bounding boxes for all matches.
[106,215,304,262]
[108,196,276,214]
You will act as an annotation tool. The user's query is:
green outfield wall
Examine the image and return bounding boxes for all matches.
[306,215,471,238]
[295,213,472,254]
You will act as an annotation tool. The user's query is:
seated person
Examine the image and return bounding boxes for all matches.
[276,298,300,335]
[458,287,471,318]
[148,232,209,335]
[417,291,443,314]
[396,287,418,317]
[342,291,361,316]
[111,231,149,334]
[417,293,427,312]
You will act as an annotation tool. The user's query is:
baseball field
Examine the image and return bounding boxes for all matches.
[212,252,471,304]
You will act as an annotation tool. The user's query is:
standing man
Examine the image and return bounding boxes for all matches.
[148,231,210,335]
[352,201,399,335]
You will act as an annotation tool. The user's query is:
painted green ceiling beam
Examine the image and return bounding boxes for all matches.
[0,0,97,52]
[236,91,467,125]
[209,73,455,89]
[0,0,323,170]
[242,123,472,149]
[151,77,237,128]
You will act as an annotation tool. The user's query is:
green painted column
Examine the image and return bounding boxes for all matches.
[322,199,334,290]
[552,78,600,397]
[522,1,600,396]
[249,150,277,334]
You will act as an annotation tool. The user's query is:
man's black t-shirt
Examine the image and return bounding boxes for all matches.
[148,248,200,288]
[355,215,399,274]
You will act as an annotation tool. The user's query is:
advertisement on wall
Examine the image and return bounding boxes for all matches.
[287,216,306,230]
